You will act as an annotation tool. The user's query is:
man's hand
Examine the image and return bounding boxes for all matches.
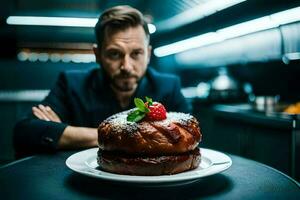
[32,104,61,123]
[32,104,98,149]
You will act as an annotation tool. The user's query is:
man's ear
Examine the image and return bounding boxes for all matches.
[93,44,101,64]
[147,45,152,64]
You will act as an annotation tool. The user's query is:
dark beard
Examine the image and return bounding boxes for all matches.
[112,81,135,91]
[111,71,140,92]
[113,70,138,79]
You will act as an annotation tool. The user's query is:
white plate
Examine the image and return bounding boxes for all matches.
[66,148,232,187]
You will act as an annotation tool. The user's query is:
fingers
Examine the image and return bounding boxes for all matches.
[32,104,61,122]
[45,106,61,123]
[39,105,52,120]
[32,106,50,121]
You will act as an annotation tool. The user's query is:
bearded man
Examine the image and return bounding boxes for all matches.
[14,5,190,157]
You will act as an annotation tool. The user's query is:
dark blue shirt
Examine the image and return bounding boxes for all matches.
[14,67,191,156]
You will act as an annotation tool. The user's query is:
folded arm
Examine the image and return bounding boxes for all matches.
[32,104,98,149]
[13,72,98,157]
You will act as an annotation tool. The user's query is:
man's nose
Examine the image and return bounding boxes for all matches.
[120,55,133,72]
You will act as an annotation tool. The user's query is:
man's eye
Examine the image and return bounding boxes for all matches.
[131,51,143,59]
[107,51,121,59]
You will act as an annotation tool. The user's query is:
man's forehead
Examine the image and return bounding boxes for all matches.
[102,26,149,48]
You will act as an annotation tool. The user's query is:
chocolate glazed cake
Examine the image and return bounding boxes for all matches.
[97,110,202,175]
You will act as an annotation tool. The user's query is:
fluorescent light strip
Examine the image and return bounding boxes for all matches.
[154,32,223,57]
[154,6,300,57]
[216,16,278,40]
[270,6,300,25]
[284,52,300,60]
[7,16,98,27]
[6,16,156,33]
[157,0,246,31]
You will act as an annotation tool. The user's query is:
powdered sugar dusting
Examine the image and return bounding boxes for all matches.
[103,109,138,134]
[102,109,195,134]
[156,112,194,126]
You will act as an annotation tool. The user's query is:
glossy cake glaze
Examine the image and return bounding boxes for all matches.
[98,109,202,155]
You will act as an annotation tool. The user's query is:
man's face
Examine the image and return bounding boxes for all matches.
[94,26,151,92]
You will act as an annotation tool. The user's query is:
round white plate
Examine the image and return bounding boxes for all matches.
[66,148,232,187]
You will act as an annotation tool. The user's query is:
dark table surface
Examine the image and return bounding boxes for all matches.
[0,150,299,200]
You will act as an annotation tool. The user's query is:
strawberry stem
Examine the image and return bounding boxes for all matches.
[145,96,153,106]
[128,97,152,122]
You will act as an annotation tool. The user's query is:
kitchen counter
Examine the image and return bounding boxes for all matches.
[194,103,300,181]
[213,104,299,130]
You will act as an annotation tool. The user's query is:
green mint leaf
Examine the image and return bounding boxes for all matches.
[145,96,153,106]
[131,113,145,122]
[134,98,147,112]
[144,106,150,113]
[127,109,145,122]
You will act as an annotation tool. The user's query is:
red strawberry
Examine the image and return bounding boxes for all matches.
[127,97,167,122]
[145,102,167,121]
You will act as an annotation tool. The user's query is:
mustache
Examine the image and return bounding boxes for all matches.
[112,70,139,79]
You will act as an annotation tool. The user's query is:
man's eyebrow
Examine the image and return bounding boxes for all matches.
[132,48,144,52]
[106,48,119,51]
[104,47,123,52]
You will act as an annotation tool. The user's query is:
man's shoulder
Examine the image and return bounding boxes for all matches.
[147,68,179,83]
[58,68,99,84]
[62,68,97,79]
[144,68,182,96]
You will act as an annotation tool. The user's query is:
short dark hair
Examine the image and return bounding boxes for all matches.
[95,5,150,46]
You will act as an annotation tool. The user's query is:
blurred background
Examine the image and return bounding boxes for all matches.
[0,0,300,180]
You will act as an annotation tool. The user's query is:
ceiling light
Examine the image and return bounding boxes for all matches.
[216,16,278,40]
[156,0,246,32]
[6,16,156,34]
[154,6,300,57]
[270,6,300,25]
[6,16,97,27]
[284,52,300,60]
[154,32,223,57]
[148,23,156,34]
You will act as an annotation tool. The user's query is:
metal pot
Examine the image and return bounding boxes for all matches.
[252,95,280,112]
[208,68,241,101]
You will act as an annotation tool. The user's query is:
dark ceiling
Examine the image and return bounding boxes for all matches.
[0,0,299,56]
[8,0,208,22]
